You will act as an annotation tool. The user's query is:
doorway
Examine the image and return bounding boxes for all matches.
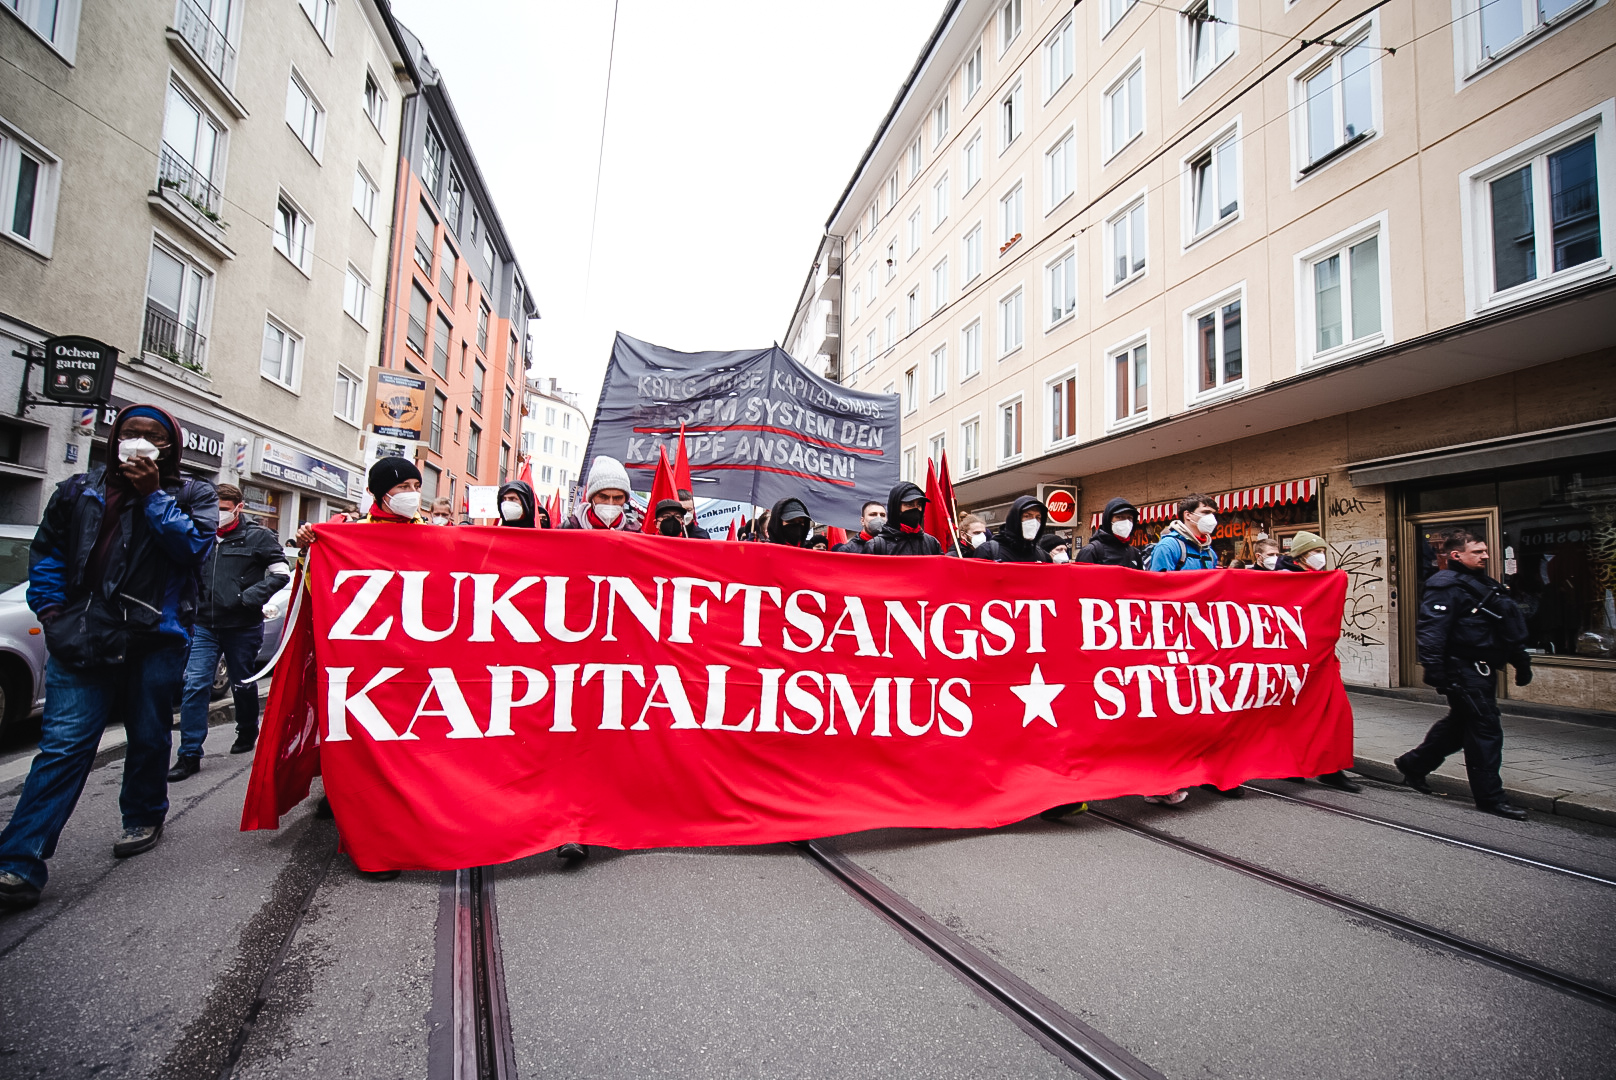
[1399,506,1501,690]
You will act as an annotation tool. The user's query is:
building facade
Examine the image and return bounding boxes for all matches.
[377,25,536,512]
[519,377,589,504]
[787,0,1616,709]
[1,0,416,538]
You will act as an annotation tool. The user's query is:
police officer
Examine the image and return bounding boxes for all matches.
[1395,528,1531,820]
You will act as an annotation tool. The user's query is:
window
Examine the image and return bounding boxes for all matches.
[960,418,981,474]
[542,435,555,454]
[407,283,430,355]
[1108,198,1147,288]
[1105,0,1138,34]
[903,367,918,413]
[1045,17,1075,98]
[5,0,80,57]
[545,406,556,426]
[1111,341,1149,423]
[999,0,1022,52]
[961,320,982,378]
[1188,128,1239,238]
[963,132,982,191]
[467,423,481,478]
[472,360,486,414]
[933,172,949,227]
[1001,183,1024,248]
[906,288,920,332]
[888,173,899,209]
[439,238,456,302]
[352,165,379,228]
[908,209,922,256]
[999,398,1023,461]
[929,433,947,467]
[144,242,209,367]
[1185,0,1236,88]
[272,194,313,273]
[870,203,880,233]
[260,319,299,389]
[431,391,446,451]
[433,314,452,378]
[299,0,333,41]
[1047,250,1077,325]
[964,45,983,101]
[422,125,445,196]
[1303,226,1385,362]
[903,447,918,483]
[868,264,877,302]
[930,345,948,398]
[885,239,897,281]
[963,224,983,282]
[1049,372,1078,444]
[414,198,435,273]
[1297,30,1376,171]
[343,265,369,325]
[285,70,324,157]
[477,301,490,352]
[454,407,462,442]
[865,331,876,370]
[541,465,554,484]
[1189,292,1244,396]
[934,95,949,146]
[335,368,361,424]
[1105,61,1144,158]
[1,119,56,253]
[363,71,385,131]
[999,288,1024,354]
[1001,83,1022,148]
[1469,0,1592,71]
[160,82,223,215]
[1046,130,1075,208]
[909,137,923,183]
[884,310,897,351]
[480,229,493,270]
[850,284,862,323]
[446,170,464,232]
[500,443,510,483]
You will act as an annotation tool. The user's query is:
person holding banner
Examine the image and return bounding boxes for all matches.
[563,457,641,532]
[429,497,456,526]
[765,498,815,547]
[1038,533,1073,563]
[865,482,943,556]
[1147,495,1220,572]
[497,480,538,528]
[947,513,990,559]
[976,496,1053,564]
[833,501,887,554]
[652,499,689,538]
[1074,498,1144,569]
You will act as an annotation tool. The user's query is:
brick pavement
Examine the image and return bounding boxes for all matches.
[1349,691,1616,826]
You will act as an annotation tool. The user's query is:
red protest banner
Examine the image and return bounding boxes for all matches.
[243,526,1352,871]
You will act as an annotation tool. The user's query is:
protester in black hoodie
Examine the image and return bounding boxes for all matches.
[866,482,942,556]
[767,498,814,547]
[1074,497,1143,568]
[977,495,1052,563]
[497,480,538,527]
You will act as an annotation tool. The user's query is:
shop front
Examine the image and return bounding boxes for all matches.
[253,439,362,541]
[1089,478,1324,567]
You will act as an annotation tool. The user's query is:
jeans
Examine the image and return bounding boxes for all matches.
[1401,667,1506,807]
[0,646,187,888]
[179,623,265,758]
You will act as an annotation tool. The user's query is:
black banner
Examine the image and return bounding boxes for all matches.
[583,334,900,521]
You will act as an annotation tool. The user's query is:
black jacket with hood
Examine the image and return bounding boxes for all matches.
[766,497,813,547]
[867,482,942,556]
[1074,497,1143,568]
[197,517,289,630]
[977,495,1052,563]
[497,480,538,528]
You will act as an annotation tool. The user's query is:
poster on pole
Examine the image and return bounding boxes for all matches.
[584,334,900,523]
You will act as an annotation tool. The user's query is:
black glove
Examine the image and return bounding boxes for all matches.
[1421,665,1449,691]
[1513,653,1533,687]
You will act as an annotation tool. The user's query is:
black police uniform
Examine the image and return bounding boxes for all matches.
[1396,565,1531,814]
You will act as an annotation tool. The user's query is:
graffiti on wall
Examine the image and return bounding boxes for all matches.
[1331,537,1390,686]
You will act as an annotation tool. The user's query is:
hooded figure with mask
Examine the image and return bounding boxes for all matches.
[0,405,216,909]
[866,482,943,556]
[976,495,1052,563]
[563,456,642,533]
[497,480,538,528]
[1074,497,1144,569]
[766,498,815,547]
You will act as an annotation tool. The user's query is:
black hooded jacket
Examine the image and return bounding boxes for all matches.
[867,482,942,556]
[977,495,1051,563]
[767,497,813,547]
[497,480,538,528]
[1074,497,1143,569]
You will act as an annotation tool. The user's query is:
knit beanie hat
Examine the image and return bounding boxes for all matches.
[1288,531,1326,558]
[367,455,422,502]
[584,456,631,500]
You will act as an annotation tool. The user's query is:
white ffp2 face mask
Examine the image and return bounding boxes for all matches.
[969,531,988,549]
[1196,513,1218,535]
[1305,550,1327,571]
[119,438,160,463]
[1111,519,1134,540]
[217,510,237,531]
[1021,519,1041,540]
[1052,550,1070,563]
[386,492,421,519]
[500,500,524,521]
[592,503,623,526]
[432,515,451,526]
[1262,554,1279,570]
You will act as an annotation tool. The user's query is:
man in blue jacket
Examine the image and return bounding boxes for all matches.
[0,405,216,910]
[1147,494,1220,572]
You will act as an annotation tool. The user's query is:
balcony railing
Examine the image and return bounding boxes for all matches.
[143,301,207,370]
[157,143,222,218]
[173,0,237,87]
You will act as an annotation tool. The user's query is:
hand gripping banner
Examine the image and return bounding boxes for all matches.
[243,525,1352,871]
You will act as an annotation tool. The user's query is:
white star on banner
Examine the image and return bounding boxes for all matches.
[1011,664,1065,728]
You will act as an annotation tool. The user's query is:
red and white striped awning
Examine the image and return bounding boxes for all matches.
[1089,477,1319,529]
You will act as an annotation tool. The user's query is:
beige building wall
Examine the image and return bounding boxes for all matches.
[520,378,591,503]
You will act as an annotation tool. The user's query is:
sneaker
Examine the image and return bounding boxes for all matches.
[1143,789,1189,806]
[1393,755,1433,795]
[113,824,163,858]
[1317,771,1363,793]
[314,796,335,820]
[1211,785,1244,799]
[229,733,257,755]
[359,868,401,881]
[0,871,41,911]
[1477,802,1528,821]
[166,755,200,782]
[557,842,588,864]
[1039,802,1089,822]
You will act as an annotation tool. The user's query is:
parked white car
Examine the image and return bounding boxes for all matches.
[0,524,47,737]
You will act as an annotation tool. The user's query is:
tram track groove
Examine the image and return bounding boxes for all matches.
[447,867,518,1080]
[1086,808,1616,1013]
[801,839,1166,1080]
[1240,783,1616,887]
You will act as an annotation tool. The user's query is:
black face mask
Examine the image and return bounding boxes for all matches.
[781,521,809,545]
[898,508,925,528]
[658,517,684,537]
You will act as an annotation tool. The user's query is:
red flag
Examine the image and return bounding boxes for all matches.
[641,444,680,534]
[825,525,848,548]
[725,517,738,541]
[937,450,959,523]
[923,458,958,555]
[548,489,564,529]
[240,568,322,829]
[517,454,534,490]
[673,424,693,494]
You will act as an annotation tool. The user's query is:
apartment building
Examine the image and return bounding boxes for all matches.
[786,0,1616,709]
[378,24,536,511]
[0,0,415,537]
[519,377,589,503]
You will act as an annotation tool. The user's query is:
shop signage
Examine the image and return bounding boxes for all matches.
[1039,486,1078,528]
[367,368,431,441]
[256,439,355,497]
[94,397,226,469]
[41,337,118,405]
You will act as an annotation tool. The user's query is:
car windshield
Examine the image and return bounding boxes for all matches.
[0,538,30,593]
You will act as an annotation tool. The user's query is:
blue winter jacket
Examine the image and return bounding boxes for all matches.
[1147,524,1219,572]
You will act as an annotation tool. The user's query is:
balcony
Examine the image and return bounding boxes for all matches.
[150,146,234,259]
[142,301,207,371]
[173,0,236,87]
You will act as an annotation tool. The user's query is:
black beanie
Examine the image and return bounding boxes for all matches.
[367,455,422,502]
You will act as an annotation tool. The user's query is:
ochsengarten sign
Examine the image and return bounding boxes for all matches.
[42,337,118,405]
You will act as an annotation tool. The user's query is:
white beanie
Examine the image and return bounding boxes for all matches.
[584,455,632,500]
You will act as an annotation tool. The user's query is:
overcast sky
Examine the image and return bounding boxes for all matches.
[388,0,944,416]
